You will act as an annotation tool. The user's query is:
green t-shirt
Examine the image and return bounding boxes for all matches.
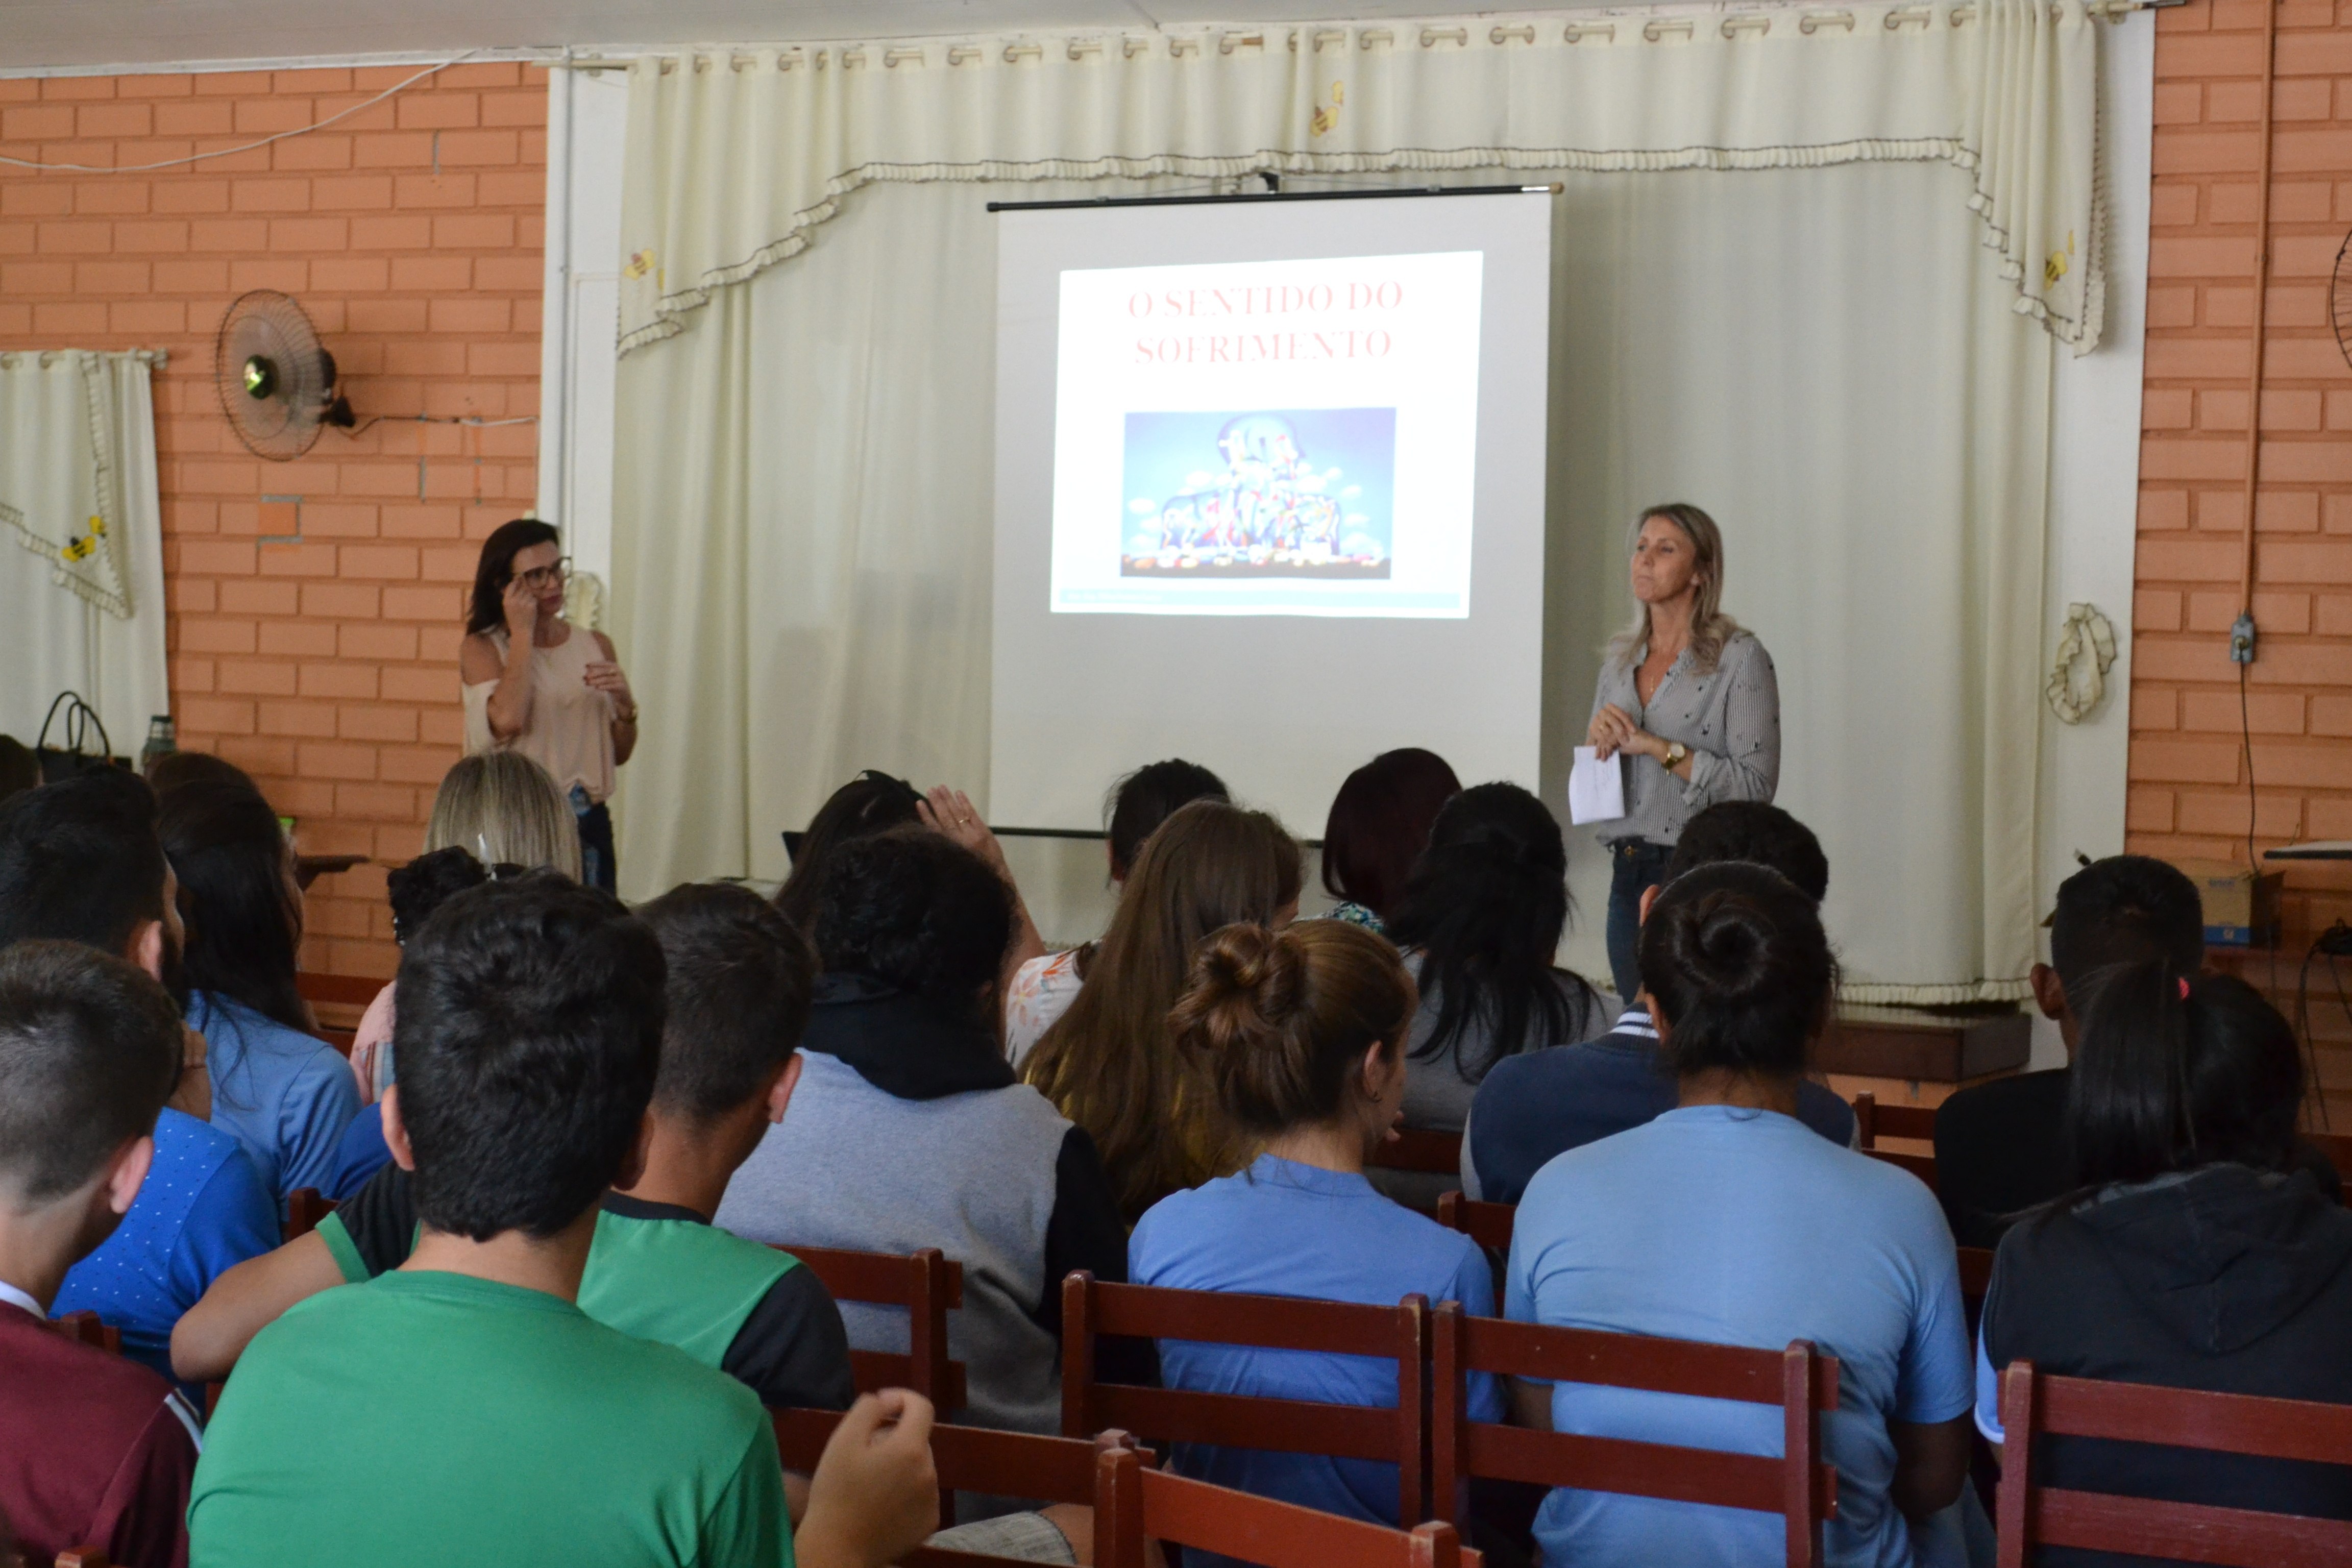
[189,1270,793,1568]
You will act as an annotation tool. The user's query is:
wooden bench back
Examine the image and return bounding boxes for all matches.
[771,1243,967,1416]
[1995,1359,2352,1568]
[1061,1271,1433,1523]
[1433,1303,1840,1567]
[50,1309,119,1355]
[1093,1444,1480,1568]
[1436,1191,1516,1252]
[1369,1126,1465,1178]
[284,1187,337,1243]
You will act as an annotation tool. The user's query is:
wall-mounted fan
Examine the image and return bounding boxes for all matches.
[214,290,355,460]
[2334,230,2352,371]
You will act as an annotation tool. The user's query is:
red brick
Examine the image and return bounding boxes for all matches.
[178,697,257,735]
[2130,739,2244,785]
[300,664,381,700]
[217,659,299,697]
[2183,689,2306,733]
[259,622,341,658]
[2260,541,2352,583]
[391,174,478,209]
[257,701,339,739]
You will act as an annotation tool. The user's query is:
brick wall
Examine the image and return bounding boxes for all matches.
[2130,0,2352,943]
[0,61,545,977]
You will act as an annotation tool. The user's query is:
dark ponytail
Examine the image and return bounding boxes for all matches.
[1638,862,1832,1080]
[2068,963,2302,1187]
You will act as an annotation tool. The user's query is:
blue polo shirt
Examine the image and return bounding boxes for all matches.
[1131,1154,1501,1552]
[327,1101,394,1200]
[1506,1105,1973,1568]
[55,1107,279,1385]
[1466,1005,1856,1204]
[188,991,362,1213]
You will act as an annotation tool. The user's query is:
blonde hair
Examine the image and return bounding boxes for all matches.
[423,752,582,880]
[1607,502,1742,676]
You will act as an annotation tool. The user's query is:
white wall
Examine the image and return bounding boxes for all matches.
[536,64,629,594]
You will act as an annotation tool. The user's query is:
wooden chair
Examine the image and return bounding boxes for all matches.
[1850,1093,1939,1192]
[772,1244,966,1415]
[296,970,378,1056]
[1994,1359,2352,1566]
[1061,1272,1434,1524]
[283,1187,336,1243]
[1431,1303,1839,1567]
[1370,1127,1465,1179]
[2309,1131,2352,1194]
[1436,1192,1517,1253]
[54,1550,113,1568]
[50,1309,120,1355]
[1093,1443,1482,1568]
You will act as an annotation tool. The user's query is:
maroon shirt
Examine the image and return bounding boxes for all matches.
[0,1300,198,1568]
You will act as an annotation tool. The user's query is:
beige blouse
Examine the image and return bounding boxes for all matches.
[461,625,617,803]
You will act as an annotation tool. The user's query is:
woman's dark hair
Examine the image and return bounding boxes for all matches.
[1639,861,1833,1080]
[1385,782,1601,1083]
[146,749,257,798]
[775,771,926,932]
[1170,921,1415,1139]
[465,518,562,636]
[2068,965,2302,1188]
[814,828,1013,1017]
[1105,760,1229,881]
[158,778,311,1034]
[388,846,493,946]
[1321,748,1461,919]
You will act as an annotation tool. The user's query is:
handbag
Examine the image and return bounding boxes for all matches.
[35,692,124,783]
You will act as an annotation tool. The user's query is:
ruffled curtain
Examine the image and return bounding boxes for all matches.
[614,0,2100,357]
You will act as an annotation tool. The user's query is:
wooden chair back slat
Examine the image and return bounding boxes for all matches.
[296,971,383,1009]
[54,1549,113,1568]
[283,1188,336,1243]
[2310,1132,2352,1191]
[50,1310,119,1355]
[844,1352,969,1414]
[771,1244,965,1414]
[1369,1127,1464,1178]
[1433,1305,1837,1568]
[1093,1448,1478,1568]
[1435,1192,1517,1252]
[1849,1092,1937,1148]
[1063,1272,1431,1524]
[1994,1360,2352,1568]
[1957,1247,1993,1304]
[771,1407,1130,1503]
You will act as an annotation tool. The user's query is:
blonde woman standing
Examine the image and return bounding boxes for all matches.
[458,519,636,891]
[1587,503,1779,1003]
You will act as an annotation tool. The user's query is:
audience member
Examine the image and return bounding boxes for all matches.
[0,941,202,1568]
[1506,862,1972,1568]
[421,750,582,880]
[1976,966,2352,1555]
[1318,748,1460,934]
[1466,800,1853,1204]
[1934,856,2207,1249]
[1133,921,1498,1560]
[187,873,939,1568]
[0,772,276,1383]
[1003,758,1229,1063]
[142,750,255,797]
[774,770,926,932]
[158,779,361,1210]
[718,829,1129,1440]
[1024,799,1303,1222]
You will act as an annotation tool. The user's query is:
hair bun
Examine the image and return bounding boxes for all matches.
[1663,894,1777,1003]
[1191,923,1305,1030]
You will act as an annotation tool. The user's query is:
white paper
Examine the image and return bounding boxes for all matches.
[1569,745,1625,826]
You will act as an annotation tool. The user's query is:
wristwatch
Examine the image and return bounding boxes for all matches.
[1662,741,1689,771]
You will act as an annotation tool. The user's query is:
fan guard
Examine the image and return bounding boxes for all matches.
[2334,229,2352,372]
[213,289,354,461]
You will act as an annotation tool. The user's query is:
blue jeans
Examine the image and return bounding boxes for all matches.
[570,785,616,893]
[1604,839,1676,1003]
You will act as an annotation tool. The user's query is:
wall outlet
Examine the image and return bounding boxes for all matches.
[2229,612,2257,665]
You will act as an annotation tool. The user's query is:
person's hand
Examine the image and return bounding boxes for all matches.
[1588,703,1639,760]
[918,787,1010,878]
[500,575,538,642]
[796,1390,940,1568]
[583,660,636,721]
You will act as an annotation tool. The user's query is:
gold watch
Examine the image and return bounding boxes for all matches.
[1662,741,1689,771]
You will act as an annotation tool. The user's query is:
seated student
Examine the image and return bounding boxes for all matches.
[1005,758,1229,1064]
[719,829,1130,1439]
[774,770,926,931]
[0,941,203,1568]
[158,777,362,1210]
[1132,921,1500,1557]
[173,884,855,1424]
[1025,799,1303,1222]
[1507,863,1973,1568]
[1935,856,2206,1250]
[1976,966,2352,1558]
[187,873,940,1568]
[1318,748,1460,935]
[1465,801,1853,1204]
[0,772,277,1383]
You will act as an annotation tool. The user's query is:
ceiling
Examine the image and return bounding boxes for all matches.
[0,1,1612,72]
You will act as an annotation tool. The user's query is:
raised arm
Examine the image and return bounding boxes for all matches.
[461,577,543,742]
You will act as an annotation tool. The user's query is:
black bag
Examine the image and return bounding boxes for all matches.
[35,692,124,784]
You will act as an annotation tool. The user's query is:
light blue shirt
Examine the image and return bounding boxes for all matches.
[1131,1154,1501,1545]
[189,990,362,1213]
[1506,1105,1973,1568]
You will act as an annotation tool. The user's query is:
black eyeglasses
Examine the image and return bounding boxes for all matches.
[511,557,573,591]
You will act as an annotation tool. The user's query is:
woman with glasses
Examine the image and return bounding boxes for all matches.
[458,519,637,890]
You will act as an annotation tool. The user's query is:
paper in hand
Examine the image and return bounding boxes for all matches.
[1569,745,1626,826]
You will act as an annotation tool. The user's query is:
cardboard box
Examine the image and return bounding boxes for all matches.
[2168,859,2283,948]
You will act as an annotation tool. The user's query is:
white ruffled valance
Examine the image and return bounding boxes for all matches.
[614,0,2101,357]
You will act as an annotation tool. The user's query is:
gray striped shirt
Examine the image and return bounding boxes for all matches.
[1588,629,1780,846]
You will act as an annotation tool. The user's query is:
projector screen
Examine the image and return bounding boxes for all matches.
[992,191,1552,834]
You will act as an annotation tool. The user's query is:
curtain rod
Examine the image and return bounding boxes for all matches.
[987,181,1559,212]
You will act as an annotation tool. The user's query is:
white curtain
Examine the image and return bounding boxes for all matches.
[611,161,2049,999]
[0,350,169,759]
[615,1,2101,357]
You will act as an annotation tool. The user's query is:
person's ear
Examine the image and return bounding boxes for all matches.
[613,1111,655,1192]
[765,1052,805,1125]
[2029,963,2066,1023]
[1637,885,1661,926]
[104,1135,156,1217]
[381,1085,419,1173]
[1361,1038,1405,1104]
[131,918,166,985]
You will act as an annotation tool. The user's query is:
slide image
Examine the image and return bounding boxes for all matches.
[1120,409,1394,580]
